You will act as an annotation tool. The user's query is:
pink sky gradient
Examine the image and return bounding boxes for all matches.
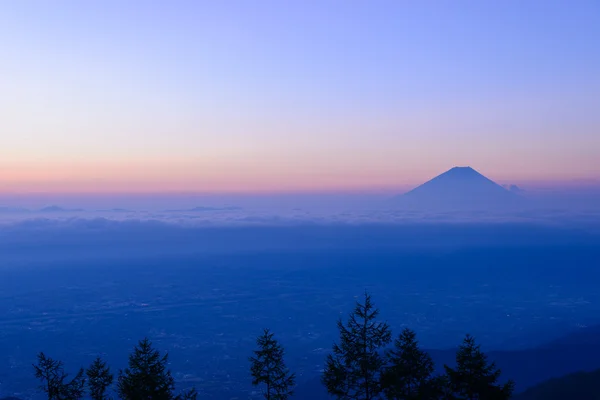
[2,1,599,194]
[2,159,599,194]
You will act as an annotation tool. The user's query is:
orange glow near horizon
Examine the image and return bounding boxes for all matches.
[2,158,599,195]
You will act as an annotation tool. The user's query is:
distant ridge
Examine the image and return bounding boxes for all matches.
[395,166,524,211]
[0,207,29,213]
[39,205,84,213]
[165,206,242,213]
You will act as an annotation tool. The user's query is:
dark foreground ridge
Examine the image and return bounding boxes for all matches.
[514,369,600,400]
[297,323,600,399]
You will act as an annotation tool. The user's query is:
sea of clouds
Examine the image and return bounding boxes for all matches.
[1,191,600,268]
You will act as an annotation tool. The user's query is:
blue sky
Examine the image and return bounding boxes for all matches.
[1,0,599,193]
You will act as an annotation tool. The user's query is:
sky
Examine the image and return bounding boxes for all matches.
[1,0,599,194]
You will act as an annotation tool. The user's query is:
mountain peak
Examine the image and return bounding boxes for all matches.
[444,166,482,176]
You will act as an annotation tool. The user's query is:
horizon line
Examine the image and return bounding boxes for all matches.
[1,180,600,198]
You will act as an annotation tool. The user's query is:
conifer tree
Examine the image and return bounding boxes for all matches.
[444,334,514,400]
[178,387,198,400]
[117,338,176,400]
[323,291,392,400]
[33,352,85,400]
[86,357,113,400]
[249,329,296,400]
[381,328,442,400]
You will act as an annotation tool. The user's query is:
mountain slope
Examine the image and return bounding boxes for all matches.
[513,369,600,400]
[294,325,600,399]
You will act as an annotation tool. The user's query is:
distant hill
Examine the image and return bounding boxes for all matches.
[38,205,84,213]
[503,184,525,195]
[394,166,524,211]
[514,369,600,400]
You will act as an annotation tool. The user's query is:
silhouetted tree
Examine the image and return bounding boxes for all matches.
[381,328,443,399]
[177,388,198,400]
[33,352,85,400]
[86,357,113,400]
[323,291,392,400]
[250,329,295,400]
[444,335,514,400]
[117,338,176,400]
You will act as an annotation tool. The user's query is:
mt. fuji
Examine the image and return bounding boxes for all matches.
[395,167,524,211]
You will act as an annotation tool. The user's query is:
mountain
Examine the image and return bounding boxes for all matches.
[395,166,523,211]
[514,369,600,400]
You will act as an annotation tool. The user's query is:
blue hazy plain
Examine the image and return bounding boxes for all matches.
[2,212,600,398]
